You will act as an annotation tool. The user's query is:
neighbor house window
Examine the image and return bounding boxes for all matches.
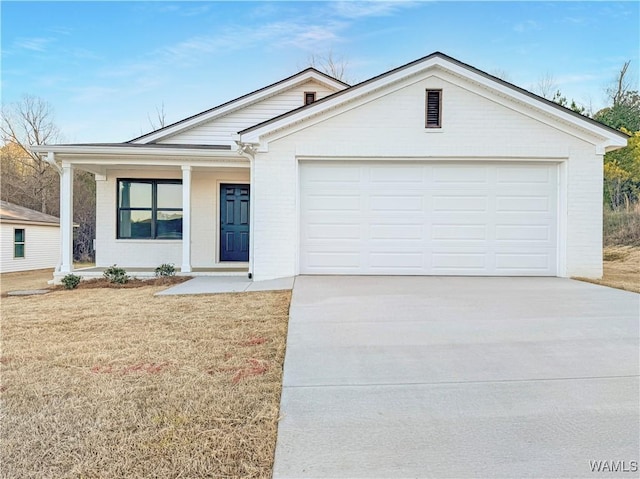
[117,179,182,239]
[14,229,25,258]
[304,92,316,105]
[425,89,442,128]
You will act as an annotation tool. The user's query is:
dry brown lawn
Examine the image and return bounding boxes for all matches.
[576,246,640,293]
[0,268,54,294]
[1,284,291,478]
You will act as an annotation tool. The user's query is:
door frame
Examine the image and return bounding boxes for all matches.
[216,180,250,264]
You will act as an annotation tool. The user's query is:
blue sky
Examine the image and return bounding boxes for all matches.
[2,1,638,143]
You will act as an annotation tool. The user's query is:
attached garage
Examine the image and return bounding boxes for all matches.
[299,161,558,276]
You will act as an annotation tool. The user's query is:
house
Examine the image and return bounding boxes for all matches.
[0,201,60,273]
[31,52,627,283]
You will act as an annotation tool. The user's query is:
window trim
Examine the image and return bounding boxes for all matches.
[304,91,316,105]
[425,89,442,129]
[116,179,183,240]
[14,228,25,258]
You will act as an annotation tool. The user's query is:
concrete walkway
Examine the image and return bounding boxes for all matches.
[155,275,294,295]
[274,276,640,478]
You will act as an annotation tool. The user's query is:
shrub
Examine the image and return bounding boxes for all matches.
[61,274,82,290]
[155,263,176,277]
[103,265,130,284]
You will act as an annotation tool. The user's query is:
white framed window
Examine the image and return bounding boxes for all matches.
[117,179,183,239]
[14,228,25,258]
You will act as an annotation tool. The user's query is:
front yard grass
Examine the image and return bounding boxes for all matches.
[0,268,54,294]
[577,246,640,293]
[0,284,291,478]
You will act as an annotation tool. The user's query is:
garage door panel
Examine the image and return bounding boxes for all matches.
[431,224,487,240]
[369,252,425,269]
[432,253,487,271]
[495,253,552,271]
[305,195,361,211]
[306,224,361,240]
[495,224,551,241]
[305,252,361,269]
[496,165,553,183]
[369,165,425,183]
[370,195,424,211]
[433,195,488,212]
[300,161,558,276]
[433,165,489,184]
[370,224,423,240]
[496,196,552,212]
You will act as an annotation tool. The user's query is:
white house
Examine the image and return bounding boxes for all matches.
[0,201,60,273]
[31,52,627,282]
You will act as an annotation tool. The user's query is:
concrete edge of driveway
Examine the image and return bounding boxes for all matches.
[155,276,294,295]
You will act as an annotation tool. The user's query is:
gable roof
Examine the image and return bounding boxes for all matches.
[0,201,60,226]
[129,67,349,144]
[238,52,628,150]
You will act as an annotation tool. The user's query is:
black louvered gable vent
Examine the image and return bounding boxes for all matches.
[426,89,442,128]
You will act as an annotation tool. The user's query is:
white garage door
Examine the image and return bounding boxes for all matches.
[299,161,558,276]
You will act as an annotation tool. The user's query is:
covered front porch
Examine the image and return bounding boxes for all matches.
[31,143,254,283]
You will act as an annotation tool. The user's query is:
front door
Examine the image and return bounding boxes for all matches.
[220,184,250,262]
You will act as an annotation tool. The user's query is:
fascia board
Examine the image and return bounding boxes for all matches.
[30,144,238,158]
[1,219,59,227]
[132,71,348,144]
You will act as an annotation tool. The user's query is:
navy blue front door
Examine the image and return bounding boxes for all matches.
[220,184,250,262]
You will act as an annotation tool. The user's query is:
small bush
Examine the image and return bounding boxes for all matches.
[155,263,176,277]
[103,265,129,284]
[61,274,82,290]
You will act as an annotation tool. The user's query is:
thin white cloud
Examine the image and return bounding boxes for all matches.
[70,86,120,103]
[555,73,600,85]
[14,37,55,52]
[513,20,540,33]
[332,1,418,19]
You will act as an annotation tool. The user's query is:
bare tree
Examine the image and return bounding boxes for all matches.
[607,61,631,106]
[1,95,61,214]
[147,102,167,130]
[306,50,351,83]
[533,72,557,100]
[1,94,97,261]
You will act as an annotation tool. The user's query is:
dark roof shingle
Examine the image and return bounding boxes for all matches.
[0,201,60,225]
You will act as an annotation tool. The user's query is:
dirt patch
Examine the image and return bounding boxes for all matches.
[0,285,291,478]
[576,246,640,293]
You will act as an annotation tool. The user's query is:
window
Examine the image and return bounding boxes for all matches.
[117,179,182,239]
[425,89,442,128]
[304,92,316,105]
[14,229,25,258]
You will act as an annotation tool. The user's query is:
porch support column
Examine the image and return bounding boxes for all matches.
[248,155,255,279]
[181,165,192,273]
[60,162,74,273]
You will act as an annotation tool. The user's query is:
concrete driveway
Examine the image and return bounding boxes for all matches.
[273,276,639,478]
